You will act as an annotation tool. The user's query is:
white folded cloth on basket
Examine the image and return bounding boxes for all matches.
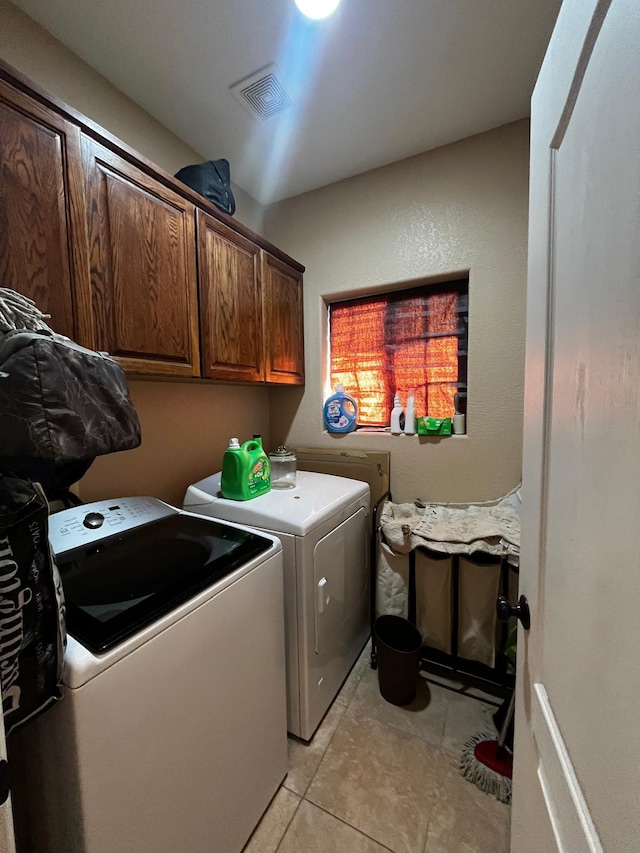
[380,491,520,564]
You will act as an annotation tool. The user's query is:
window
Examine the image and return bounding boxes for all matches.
[329,279,468,427]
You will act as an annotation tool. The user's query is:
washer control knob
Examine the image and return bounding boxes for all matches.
[83,512,105,529]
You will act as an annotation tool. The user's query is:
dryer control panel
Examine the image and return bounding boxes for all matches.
[49,497,177,557]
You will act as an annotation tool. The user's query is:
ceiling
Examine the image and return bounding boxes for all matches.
[12,0,561,205]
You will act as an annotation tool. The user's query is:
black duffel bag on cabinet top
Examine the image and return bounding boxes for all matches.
[174,158,236,216]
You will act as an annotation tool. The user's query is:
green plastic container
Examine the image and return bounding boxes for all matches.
[416,417,452,436]
[221,437,271,501]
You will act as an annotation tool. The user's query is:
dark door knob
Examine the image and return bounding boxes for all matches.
[496,594,531,631]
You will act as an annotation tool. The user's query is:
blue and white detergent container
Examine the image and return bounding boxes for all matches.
[323,384,357,433]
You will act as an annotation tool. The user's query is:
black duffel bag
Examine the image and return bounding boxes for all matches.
[0,330,142,500]
[174,158,236,216]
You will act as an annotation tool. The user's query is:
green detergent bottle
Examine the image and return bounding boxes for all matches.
[220,437,271,501]
[245,436,271,498]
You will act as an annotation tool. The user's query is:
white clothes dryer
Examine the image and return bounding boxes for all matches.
[184,471,370,741]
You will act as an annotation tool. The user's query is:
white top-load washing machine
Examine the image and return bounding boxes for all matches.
[10,497,288,853]
[184,471,370,741]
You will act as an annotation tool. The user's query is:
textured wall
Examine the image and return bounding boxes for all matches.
[80,381,271,508]
[265,121,530,504]
[0,0,269,505]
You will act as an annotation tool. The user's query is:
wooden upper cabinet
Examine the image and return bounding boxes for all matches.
[83,138,200,376]
[0,62,304,384]
[0,79,90,341]
[262,253,304,385]
[197,210,263,382]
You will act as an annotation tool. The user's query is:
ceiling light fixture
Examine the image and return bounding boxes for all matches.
[294,0,341,20]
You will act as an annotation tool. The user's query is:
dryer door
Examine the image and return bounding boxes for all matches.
[313,506,368,655]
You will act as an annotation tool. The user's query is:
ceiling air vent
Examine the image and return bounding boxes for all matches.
[230,65,293,120]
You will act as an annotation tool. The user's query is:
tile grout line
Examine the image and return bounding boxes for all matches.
[343,675,449,753]
[274,659,369,851]
[295,658,368,798]
[422,674,503,708]
[263,649,509,852]
[272,793,304,853]
[284,703,347,800]
[280,654,509,852]
[301,710,444,852]
[303,800,398,853]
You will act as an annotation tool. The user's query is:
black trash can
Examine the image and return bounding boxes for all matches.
[374,614,422,706]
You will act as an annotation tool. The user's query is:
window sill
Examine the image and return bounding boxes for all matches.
[325,428,468,438]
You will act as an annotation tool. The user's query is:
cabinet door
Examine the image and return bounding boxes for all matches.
[84,139,199,376]
[197,210,263,382]
[262,253,304,385]
[0,79,90,341]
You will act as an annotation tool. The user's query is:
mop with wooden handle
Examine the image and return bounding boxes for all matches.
[459,689,515,804]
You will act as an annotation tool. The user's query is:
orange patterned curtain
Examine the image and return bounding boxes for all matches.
[330,284,466,426]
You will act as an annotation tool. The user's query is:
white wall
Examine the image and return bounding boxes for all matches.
[265,120,530,504]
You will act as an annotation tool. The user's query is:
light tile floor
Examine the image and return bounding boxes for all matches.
[244,644,511,853]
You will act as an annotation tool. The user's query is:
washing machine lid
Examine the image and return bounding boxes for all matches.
[51,498,273,653]
[184,470,369,535]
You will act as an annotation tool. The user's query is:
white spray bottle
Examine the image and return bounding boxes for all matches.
[404,390,416,435]
[390,392,404,435]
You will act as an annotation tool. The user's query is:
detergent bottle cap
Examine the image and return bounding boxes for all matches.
[228,437,240,448]
[335,383,344,392]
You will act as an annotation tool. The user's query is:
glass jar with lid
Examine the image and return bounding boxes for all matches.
[268,446,297,489]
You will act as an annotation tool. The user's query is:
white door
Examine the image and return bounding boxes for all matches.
[512,1,640,850]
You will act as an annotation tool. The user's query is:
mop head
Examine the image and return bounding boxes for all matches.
[459,731,513,804]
